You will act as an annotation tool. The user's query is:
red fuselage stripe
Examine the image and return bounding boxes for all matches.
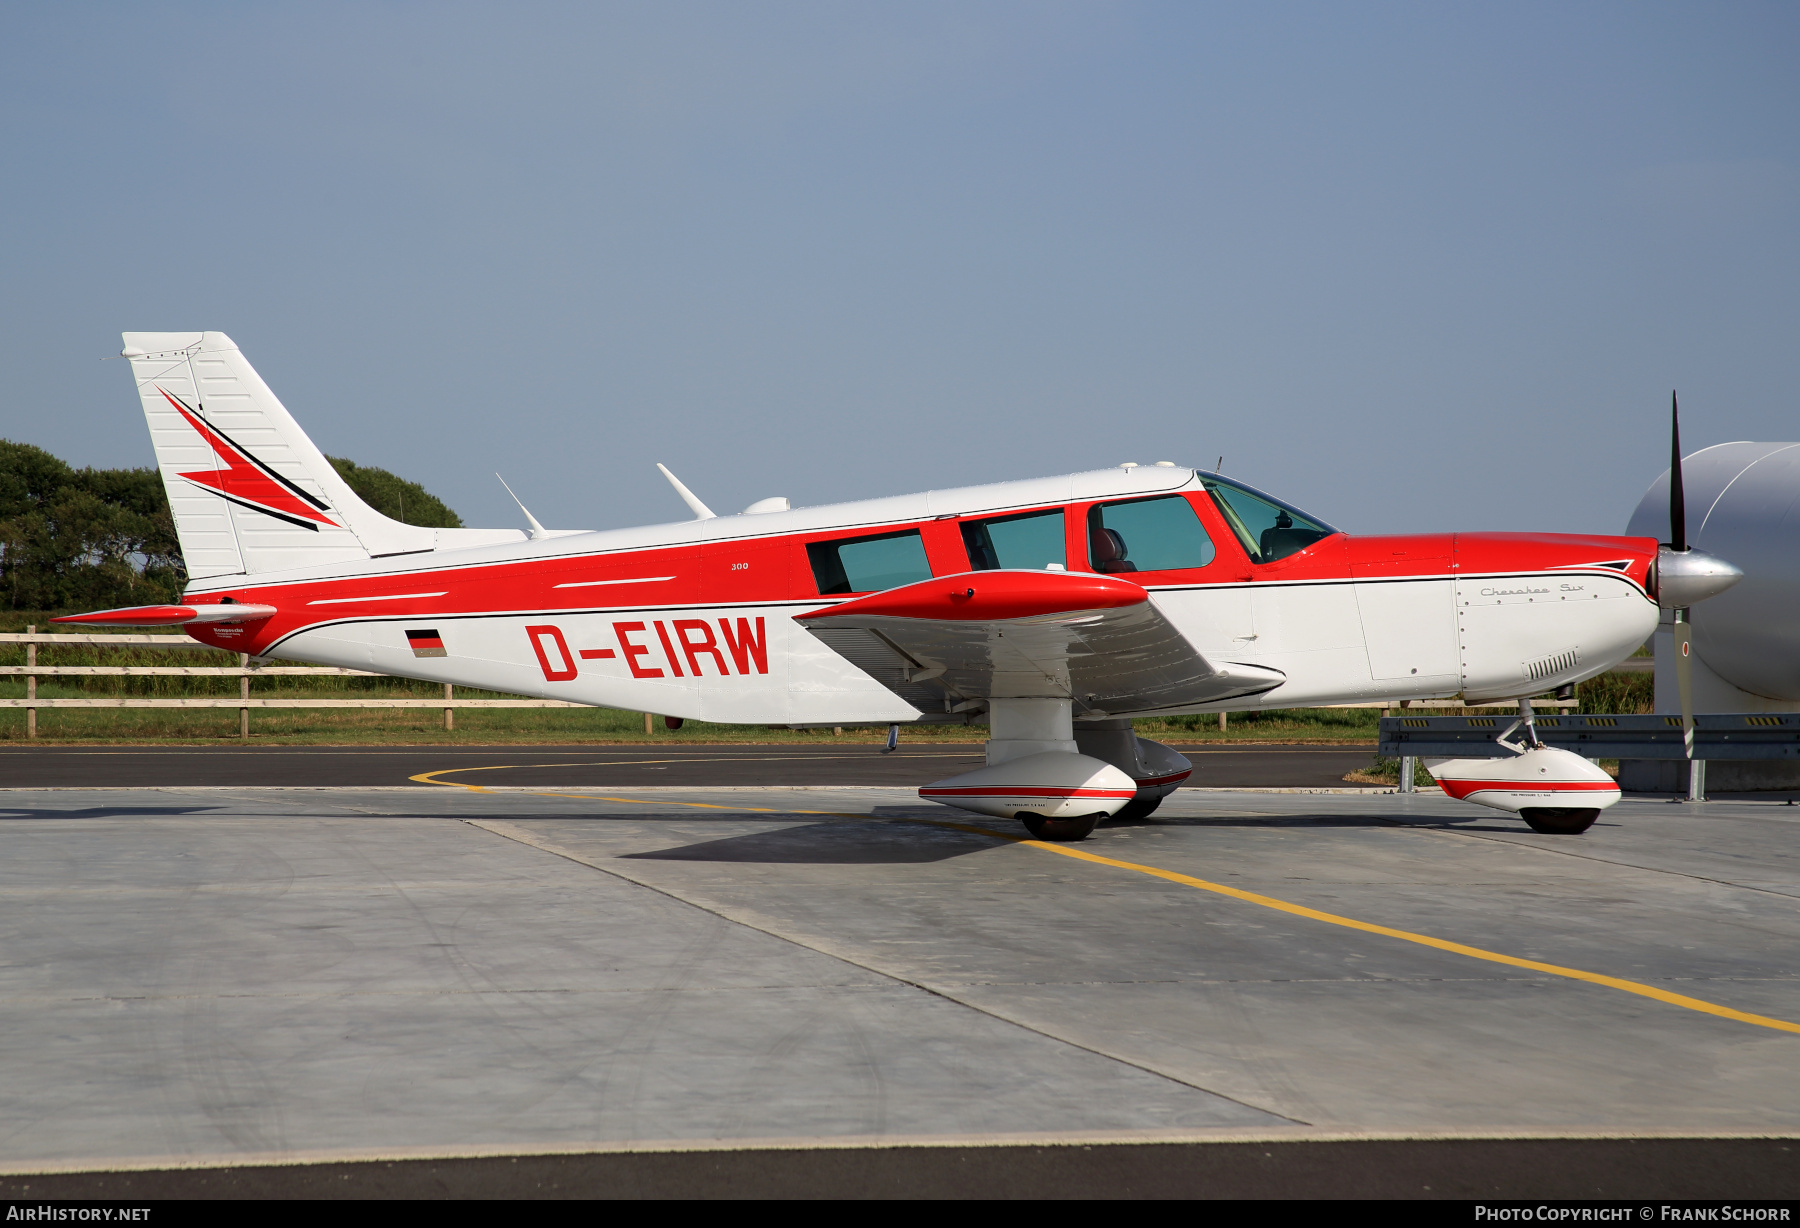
[918,786,1139,799]
[1437,779,1620,800]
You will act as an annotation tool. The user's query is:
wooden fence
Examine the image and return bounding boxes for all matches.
[0,629,595,739]
[4,627,1593,740]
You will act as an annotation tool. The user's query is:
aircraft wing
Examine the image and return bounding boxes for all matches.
[795,570,1284,717]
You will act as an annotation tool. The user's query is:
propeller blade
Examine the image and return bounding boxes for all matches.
[1666,391,1705,796]
[1670,390,1687,553]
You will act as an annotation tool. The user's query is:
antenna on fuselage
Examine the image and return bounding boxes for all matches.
[657,463,717,521]
[495,473,548,541]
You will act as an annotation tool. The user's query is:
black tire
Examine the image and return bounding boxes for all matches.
[1106,794,1165,823]
[1019,812,1103,842]
[1520,807,1599,834]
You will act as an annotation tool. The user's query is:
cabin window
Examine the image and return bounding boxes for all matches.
[807,529,934,595]
[1200,477,1335,564]
[961,509,1066,571]
[1087,496,1215,574]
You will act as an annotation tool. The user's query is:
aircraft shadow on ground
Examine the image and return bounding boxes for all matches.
[1427,819,1623,834]
[1143,811,1606,834]
[622,817,1002,864]
[1144,813,1469,829]
[1146,813,1622,836]
[0,805,229,821]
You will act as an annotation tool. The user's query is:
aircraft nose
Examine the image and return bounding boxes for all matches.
[1655,546,1744,608]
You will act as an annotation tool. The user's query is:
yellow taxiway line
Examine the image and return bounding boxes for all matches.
[412,767,1800,1037]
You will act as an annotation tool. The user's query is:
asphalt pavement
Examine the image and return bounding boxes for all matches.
[7,1138,1796,1199]
[0,742,1379,790]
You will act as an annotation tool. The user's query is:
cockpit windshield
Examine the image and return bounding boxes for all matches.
[1200,475,1338,564]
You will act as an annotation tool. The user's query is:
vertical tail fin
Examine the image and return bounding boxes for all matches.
[124,332,438,579]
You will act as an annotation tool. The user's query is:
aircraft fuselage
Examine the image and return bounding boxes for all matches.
[176,466,1660,725]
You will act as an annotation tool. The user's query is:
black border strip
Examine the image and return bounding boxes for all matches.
[205,487,323,531]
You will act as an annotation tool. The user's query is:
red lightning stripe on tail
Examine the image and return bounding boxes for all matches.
[161,388,340,529]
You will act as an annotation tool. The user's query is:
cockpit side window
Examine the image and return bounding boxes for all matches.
[1087,495,1215,574]
[1200,476,1336,564]
[807,529,934,594]
[960,509,1066,571]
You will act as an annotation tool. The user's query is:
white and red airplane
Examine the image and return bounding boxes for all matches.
[59,332,1735,838]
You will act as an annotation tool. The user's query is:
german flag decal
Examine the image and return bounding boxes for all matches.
[406,629,447,658]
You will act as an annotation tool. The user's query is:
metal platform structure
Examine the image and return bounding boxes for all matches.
[1378,712,1800,801]
[1378,712,1800,760]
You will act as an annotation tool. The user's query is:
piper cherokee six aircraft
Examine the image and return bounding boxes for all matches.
[60,333,1743,839]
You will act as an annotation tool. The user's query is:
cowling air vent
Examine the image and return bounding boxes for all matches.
[1524,647,1580,682]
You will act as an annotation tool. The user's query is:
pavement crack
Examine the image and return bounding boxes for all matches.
[460,817,1310,1128]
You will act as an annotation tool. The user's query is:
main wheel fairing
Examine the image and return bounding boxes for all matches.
[918,751,1137,820]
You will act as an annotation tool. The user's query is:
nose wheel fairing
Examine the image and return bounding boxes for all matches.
[1426,746,1622,816]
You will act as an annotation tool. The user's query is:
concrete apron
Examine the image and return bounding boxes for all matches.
[0,785,1797,1170]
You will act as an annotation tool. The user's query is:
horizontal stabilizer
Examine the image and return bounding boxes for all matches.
[52,603,278,627]
[797,570,1283,715]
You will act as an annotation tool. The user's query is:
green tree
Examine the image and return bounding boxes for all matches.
[0,441,185,612]
[0,441,464,613]
[328,457,463,527]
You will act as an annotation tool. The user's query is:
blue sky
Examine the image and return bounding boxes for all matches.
[2,2,1795,536]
